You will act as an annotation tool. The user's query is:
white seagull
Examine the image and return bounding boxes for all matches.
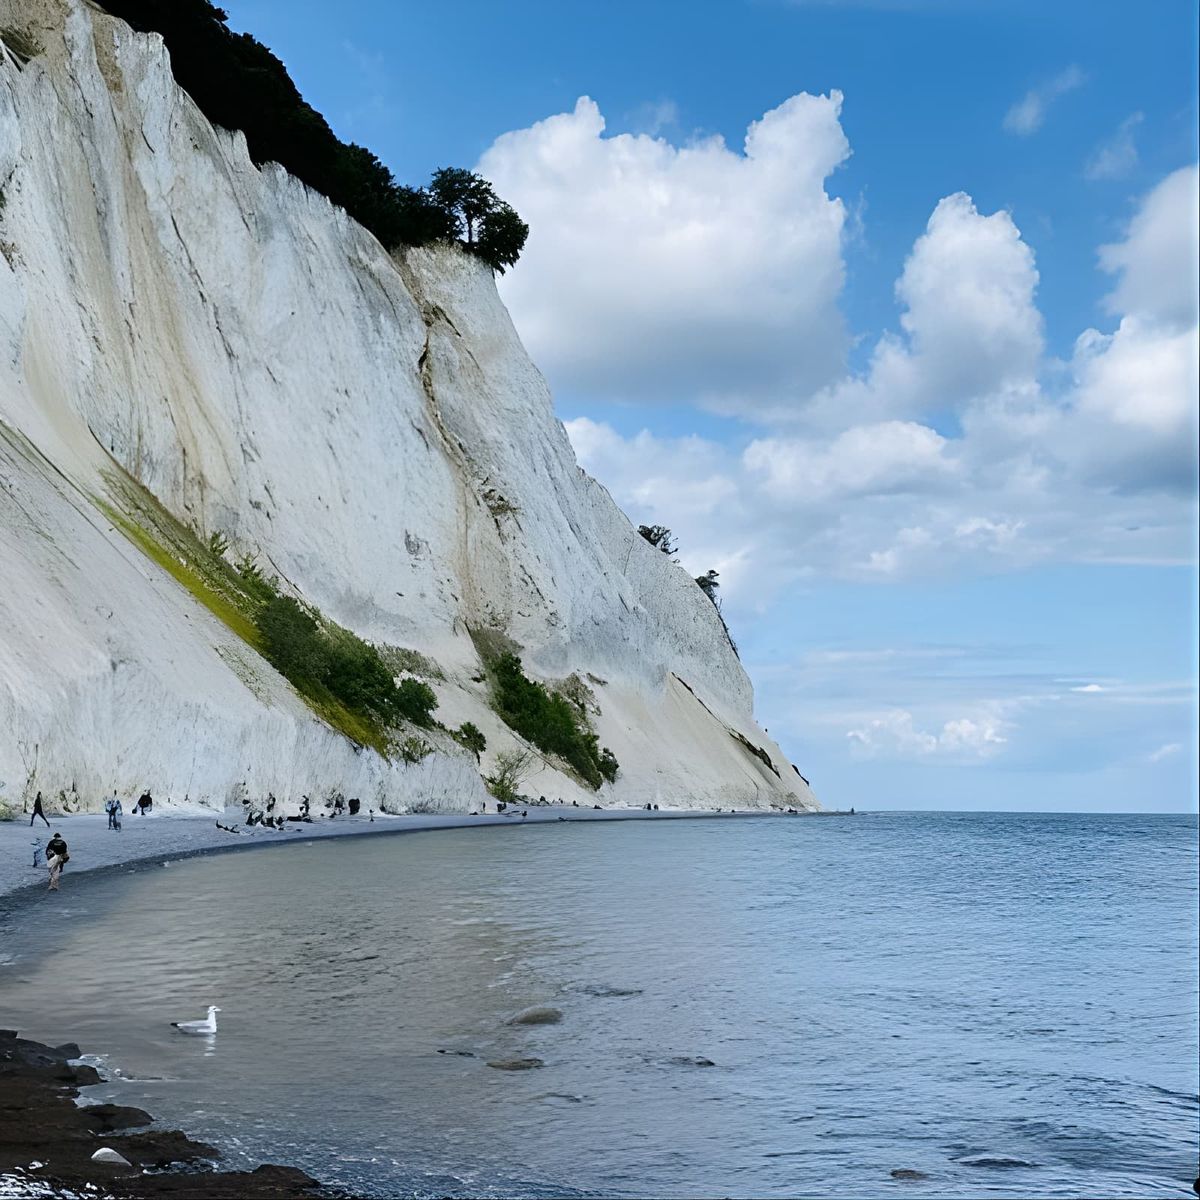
[171,1005,221,1035]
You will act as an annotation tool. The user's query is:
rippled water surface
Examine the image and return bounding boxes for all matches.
[1,811,1196,1197]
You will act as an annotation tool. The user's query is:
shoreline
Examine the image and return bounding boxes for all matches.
[0,802,825,909]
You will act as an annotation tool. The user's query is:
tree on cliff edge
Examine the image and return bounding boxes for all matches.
[99,1,529,271]
[429,168,529,274]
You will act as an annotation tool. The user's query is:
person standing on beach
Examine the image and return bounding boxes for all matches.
[45,832,69,891]
[29,792,49,829]
[105,791,122,830]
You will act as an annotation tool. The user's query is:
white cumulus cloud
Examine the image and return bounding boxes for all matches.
[1098,164,1199,328]
[846,709,1008,759]
[806,191,1043,427]
[1059,166,1200,491]
[744,421,954,501]
[479,93,851,413]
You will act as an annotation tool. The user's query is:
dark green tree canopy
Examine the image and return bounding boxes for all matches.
[428,169,529,273]
[100,0,526,271]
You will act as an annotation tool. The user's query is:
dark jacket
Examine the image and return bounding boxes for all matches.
[46,836,68,860]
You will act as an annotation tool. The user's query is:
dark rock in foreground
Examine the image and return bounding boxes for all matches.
[0,1029,323,1197]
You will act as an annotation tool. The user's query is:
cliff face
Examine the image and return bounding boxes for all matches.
[0,0,818,814]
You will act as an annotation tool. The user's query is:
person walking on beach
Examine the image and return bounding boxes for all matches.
[134,790,153,816]
[45,832,69,891]
[105,791,122,830]
[29,792,50,829]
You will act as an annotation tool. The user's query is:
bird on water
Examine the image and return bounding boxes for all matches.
[171,1005,221,1035]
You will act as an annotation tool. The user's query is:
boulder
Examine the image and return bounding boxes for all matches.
[508,1006,563,1025]
[91,1147,133,1166]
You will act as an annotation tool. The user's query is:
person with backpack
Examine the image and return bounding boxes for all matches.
[45,832,69,891]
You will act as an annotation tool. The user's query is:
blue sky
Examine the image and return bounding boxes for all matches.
[223,0,1198,811]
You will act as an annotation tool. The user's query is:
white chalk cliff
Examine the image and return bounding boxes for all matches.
[0,0,818,815]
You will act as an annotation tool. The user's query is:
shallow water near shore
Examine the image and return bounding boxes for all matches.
[1,811,1196,1198]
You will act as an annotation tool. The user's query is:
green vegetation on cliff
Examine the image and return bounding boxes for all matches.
[481,649,618,790]
[97,0,527,271]
[97,469,435,755]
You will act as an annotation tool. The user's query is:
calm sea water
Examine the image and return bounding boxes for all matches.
[1,811,1196,1198]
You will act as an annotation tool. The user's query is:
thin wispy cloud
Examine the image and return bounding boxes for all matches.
[1085,112,1144,180]
[1148,742,1182,763]
[624,99,680,136]
[1003,65,1086,136]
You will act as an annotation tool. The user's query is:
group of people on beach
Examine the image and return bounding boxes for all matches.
[103,789,154,828]
[27,787,154,892]
[28,787,153,830]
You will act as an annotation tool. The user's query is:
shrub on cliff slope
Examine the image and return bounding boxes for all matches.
[488,652,616,789]
[98,0,526,270]
[256,596,438,731]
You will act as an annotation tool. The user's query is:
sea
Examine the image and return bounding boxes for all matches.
[1,811,1196,1198]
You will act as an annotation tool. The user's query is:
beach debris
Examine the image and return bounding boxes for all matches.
[486,1056,544,1071]
[508,1006,562,1025]
[171,1005,220,1035]
[91,1147,133,1166]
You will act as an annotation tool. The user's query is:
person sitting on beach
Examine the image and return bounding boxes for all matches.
[45,833,69,891]
[29,791,50,829]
